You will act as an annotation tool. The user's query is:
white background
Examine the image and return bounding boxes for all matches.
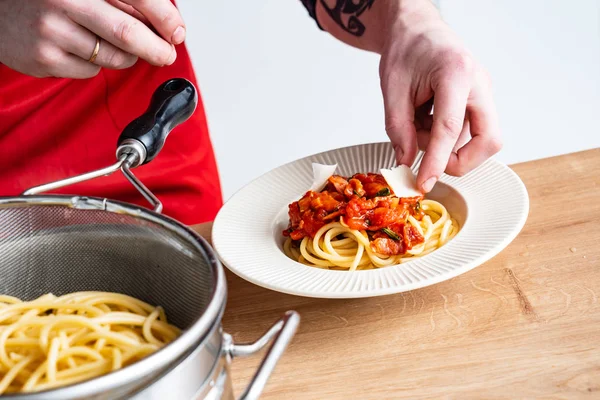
[177,0,600,199]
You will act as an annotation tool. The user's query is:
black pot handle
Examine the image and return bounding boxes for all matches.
[117,78,198,164]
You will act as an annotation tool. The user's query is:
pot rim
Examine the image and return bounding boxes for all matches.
[0,195,227,399]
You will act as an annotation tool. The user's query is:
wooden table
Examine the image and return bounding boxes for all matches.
[193,149,600,399]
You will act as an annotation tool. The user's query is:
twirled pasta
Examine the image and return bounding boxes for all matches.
[284,199,459,271]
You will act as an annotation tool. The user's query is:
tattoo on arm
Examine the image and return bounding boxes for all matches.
[319,0,376,37]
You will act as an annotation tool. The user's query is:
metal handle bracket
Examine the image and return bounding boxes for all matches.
[223,311,300,400]
[22,153,163,213]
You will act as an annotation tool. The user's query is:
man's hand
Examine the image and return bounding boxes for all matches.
[0,0,186,79]
[379,1,502,192]
[316,0,502,193]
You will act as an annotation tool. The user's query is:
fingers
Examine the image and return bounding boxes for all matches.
[417,74,470,192]
[445,72,502,176]
[66,0,176,66]
[381,75,419,167]
[47,53,101,79]
[453,118,471,152]
[414,98,433,136]
[416,117,470,151]
[52,16,137,69]
[104,0,148,24]
[119,0,186,44]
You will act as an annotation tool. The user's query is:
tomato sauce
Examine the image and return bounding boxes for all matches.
[283,173,425,255]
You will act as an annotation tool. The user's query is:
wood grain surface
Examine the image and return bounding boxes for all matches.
[192,149,600,399]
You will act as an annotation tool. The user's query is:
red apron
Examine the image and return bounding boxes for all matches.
[0,43,223,226]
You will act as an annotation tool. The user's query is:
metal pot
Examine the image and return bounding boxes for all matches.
[0,79,299,400]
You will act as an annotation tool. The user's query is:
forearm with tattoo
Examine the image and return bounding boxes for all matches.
[319,0,375,37]
[300,0,395,53]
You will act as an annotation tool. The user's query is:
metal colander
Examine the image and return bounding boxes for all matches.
[0,196,227,400]
[0,201,214,329]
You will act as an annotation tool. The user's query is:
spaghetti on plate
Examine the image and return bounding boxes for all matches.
[283,172,458,270]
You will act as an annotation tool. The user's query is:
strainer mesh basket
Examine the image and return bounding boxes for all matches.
[0,202,214,330]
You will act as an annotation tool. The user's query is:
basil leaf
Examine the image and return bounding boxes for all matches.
[376,187,390,197]
[381,228,400,241]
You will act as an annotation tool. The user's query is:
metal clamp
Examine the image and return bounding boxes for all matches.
[223,311,300,400]
[22,139,163,213]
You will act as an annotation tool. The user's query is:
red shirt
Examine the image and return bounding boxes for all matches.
[0,43,223,225]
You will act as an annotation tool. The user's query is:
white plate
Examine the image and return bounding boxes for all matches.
[212,142,529,298]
